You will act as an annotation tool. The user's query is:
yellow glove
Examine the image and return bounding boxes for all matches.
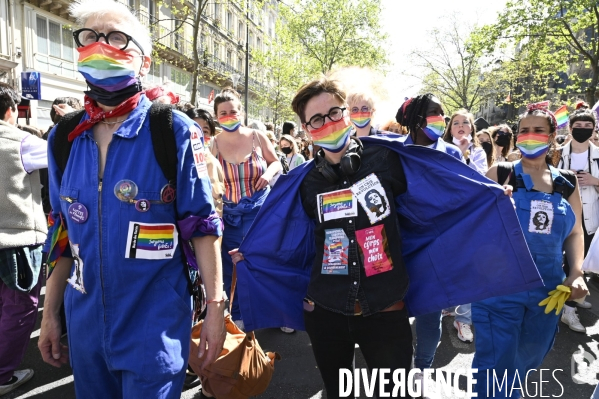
[538,285,571,315]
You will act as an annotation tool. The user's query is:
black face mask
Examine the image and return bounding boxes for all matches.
[84,78,143,107]
[572,127,594,143]
[495,134,511,147]
[281,147,293,155]
[481,141,493,156]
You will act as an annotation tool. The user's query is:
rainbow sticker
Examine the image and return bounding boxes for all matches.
[554,105,569,128]
[126,222,179,259]
[218,115,242,132]
[317,188,358,222]
[422,115,446,140]
[516,133,550,159]
[350,112,372,129]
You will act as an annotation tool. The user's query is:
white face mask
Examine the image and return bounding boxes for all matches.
[453,134,472,146]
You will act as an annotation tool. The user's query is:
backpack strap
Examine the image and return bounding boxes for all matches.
[496,161,517,187]
[148,103,177,185]
[52,110,86,173]
[553,169,577,200]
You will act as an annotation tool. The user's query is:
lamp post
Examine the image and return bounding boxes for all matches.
[244,1,250,126]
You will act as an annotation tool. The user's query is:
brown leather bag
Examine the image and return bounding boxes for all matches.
[188,266,280,399]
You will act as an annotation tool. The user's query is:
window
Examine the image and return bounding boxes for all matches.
[214,43,220,59]
[145,61,161,84]
[227,50,232,66]
[257,37,261,51]
[238,58,243,73]
[169,66,191,100]
[238,22,244,40]
[249,32,253,49]
[35,15,75,78]
[199,83,213,99]
[0,0,8,55]
[226,12,232,32]
[213,2,220,20]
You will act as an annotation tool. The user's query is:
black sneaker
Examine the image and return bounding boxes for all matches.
[183,372,201,389]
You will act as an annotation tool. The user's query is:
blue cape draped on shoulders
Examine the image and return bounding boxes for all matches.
[235,135,542,332]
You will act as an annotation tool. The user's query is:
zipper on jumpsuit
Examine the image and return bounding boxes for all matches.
[96,141,110,323]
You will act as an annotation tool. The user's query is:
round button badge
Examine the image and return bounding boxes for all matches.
[114,180,138,201]
[160,183,176,204]
[135,199,151,212]
[68,202,89,224]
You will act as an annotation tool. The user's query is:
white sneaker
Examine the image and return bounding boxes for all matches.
[454,321,474,342]
[0,369,34,395]
[561,306,586,333]
[576,300,592,309]
[233,319,245,332]
[280,327,295,333]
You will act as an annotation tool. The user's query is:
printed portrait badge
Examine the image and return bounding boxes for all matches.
[114,179,138,201]
[67,242,86,294]
[322,228,349,275]
[125,222,179,260]
[135,199,150,212]
[356,225,393,277]
[316,188,358,222]
[529,200,554,234]
[190,125,208,179]
[68,202,88,223]
[350,173,391,224]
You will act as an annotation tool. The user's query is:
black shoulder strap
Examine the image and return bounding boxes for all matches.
[496,162,516,187]
[52,110,86,173]
[149,103,177,184]
[555,169,577,199]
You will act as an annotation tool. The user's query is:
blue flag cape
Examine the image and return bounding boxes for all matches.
[236,135,542,332]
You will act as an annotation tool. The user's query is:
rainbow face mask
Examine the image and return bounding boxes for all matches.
[218,115,242,133]
[516,133,550,159]
[310,116,352,153]
[350,112,372,129]
[77,42,139,92]
[422,115,446,141]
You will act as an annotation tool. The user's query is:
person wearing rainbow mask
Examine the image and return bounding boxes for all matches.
[347,89,379,137]
[473,103,588,398]
[38,1,225,398]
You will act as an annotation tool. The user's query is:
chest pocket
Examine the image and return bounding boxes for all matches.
[59,186,81,240]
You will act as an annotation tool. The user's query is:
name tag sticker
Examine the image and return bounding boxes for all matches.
[125,222,178,260]
[190,125,208,179]
[317,188,358,222]
[351,173,391,224]
[529,200,554,234]
[322,228,349,275]
[356,225,393,277]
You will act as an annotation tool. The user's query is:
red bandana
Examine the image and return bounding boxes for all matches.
[526,101,557,129]
[68,92,143,142]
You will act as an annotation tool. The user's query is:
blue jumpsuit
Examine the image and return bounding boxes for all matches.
[45,95,221,399]
[472,161,576,398]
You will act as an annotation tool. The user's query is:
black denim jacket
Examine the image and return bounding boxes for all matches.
[300,144,409,316]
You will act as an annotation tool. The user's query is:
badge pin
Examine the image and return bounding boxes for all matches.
[68,202,89,224]
[160,183,176,204]
[114,180,138,201]
[135,199,151,212]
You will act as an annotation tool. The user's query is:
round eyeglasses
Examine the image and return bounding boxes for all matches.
[73,28,144,55]
[306,107,346,130]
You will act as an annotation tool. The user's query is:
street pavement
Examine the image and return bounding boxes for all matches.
[5,280,599,399]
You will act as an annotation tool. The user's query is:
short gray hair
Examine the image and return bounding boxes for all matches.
[70,0,152,55]
[248,120,266,132]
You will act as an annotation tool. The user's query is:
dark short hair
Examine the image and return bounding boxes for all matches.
[395,93,437,135]
[265,122,274,131]
[291,77,346,123]
[282,121,296,136]
[50,97,82,124]
[569,108,596,128]
[0,82,20,121]
[185,108,216,136]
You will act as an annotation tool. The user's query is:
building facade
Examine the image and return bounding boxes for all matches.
[0,0,276,130]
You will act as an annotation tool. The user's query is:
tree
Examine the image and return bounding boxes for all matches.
[474,0,599,105]
[251,20,313,128]
[281,0,388,74]
[410,21,483,114]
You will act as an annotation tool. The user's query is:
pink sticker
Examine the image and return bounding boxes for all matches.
[356,225,393,277]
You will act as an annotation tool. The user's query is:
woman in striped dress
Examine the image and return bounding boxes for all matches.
[210,88,281,330]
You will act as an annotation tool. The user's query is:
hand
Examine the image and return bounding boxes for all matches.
[576,171,599,187]
[254,174,270,191]
[52,104,75,117]
[197,305,226,369]
[228,248,245,265]
[502,184,513,197]
[38,313,69,367]
[563,275,588,301]
[455,137,470,153]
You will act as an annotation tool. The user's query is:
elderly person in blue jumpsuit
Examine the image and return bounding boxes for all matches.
[474,104,588,398]
[37,0,226,398]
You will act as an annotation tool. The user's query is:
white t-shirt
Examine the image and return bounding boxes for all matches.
[570,150,588,172]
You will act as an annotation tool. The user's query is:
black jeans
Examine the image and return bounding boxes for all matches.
[304,304,413,399]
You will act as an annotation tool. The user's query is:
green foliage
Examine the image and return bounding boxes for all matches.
[473,0,599,107]
[281,0,388,74]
